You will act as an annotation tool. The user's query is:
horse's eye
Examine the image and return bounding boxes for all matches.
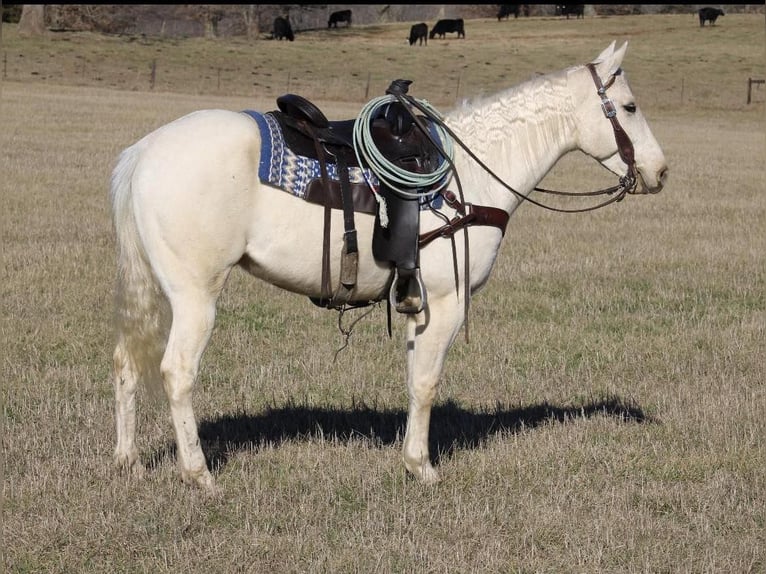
[623,103,637,113]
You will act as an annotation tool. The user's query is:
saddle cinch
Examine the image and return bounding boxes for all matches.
[271,88,444,314]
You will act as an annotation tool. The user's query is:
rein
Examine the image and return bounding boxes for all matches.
[397,64,639,214]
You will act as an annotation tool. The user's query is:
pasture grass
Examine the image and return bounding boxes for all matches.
[2,13,765,574]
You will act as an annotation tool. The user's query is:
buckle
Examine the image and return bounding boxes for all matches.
[601,99,617,119]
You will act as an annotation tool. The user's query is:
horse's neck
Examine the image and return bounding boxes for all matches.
[446,71,577,214]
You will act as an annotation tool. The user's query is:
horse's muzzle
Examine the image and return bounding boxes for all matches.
[636,165,668,194]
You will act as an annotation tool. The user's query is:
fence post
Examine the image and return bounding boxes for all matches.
[747,78,765,104]
[150,59,156,91]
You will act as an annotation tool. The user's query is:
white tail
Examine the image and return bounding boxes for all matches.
[109,144,169,398]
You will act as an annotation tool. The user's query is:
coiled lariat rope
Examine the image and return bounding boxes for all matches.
[352,94,455,225]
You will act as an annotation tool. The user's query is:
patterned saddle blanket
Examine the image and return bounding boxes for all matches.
[243,110,443,211]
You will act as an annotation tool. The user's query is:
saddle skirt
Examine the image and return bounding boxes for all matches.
[243,109,444,211]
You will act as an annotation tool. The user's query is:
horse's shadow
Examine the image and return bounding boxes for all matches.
[148,395,656,474]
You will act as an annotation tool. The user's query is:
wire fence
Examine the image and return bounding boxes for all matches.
[3,50,764,110]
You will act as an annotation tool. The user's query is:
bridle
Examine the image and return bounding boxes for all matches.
[392,62,641,214]
[527,65,640,211]
[585,63,637,183]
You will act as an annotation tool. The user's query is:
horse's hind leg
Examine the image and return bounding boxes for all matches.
[113,341,145,477]
[160,288,221,491]
[112,289,166,478]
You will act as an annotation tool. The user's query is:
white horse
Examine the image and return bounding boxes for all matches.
[110,41,667,491]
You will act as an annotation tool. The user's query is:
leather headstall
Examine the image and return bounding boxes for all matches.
[585,64,638,189]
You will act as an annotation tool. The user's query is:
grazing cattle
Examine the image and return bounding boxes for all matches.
[429,18,465,40]
[498,5,520,20]
[409,23,428,46]
[328,9,352,28]
[698,7,724,26]
[556,4,584,19]
[273,16,294,41]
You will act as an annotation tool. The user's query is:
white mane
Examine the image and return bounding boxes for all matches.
[444,67,580,211]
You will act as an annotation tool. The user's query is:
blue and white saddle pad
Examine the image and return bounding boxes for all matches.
[243,109,444,211]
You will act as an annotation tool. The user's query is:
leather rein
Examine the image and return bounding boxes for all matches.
[399,63,639,218]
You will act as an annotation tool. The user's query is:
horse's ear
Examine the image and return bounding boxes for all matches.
[610,41,629,73]
[592,41,617,65]
[594,41,628,78]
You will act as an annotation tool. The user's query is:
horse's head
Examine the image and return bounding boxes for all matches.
[570,41,668,194]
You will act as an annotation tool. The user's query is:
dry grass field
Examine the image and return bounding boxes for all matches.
[2,12,765,574]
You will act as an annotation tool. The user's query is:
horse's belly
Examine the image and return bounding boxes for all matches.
[242,183,391,299]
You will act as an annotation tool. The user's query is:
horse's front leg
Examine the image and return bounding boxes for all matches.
[402,294,464,483]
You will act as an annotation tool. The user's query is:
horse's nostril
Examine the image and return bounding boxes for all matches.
[658,167,669,185]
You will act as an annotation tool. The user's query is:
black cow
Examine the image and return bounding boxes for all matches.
[556,4,584,19]
[498,5,520,20]
[273,16,294,41]
[429,18,465,40]
[698,7,724,27]
[328,9,352,28]
[409,23,428,46]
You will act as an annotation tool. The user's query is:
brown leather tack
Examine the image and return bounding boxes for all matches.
[304,179,378,215]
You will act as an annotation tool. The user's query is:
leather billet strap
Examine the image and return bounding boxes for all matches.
[418,190,510,248]
[303,121,335,303]
[585,63,636,175]
[303,125,359,305]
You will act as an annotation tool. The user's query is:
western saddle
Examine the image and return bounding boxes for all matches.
[272,82,443,314]
[271,80,510,318]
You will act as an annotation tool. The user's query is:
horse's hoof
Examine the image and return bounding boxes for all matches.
[404,458,441,484]
[181,468,220,494]
[114,452,145,479]
[419,465,441,485]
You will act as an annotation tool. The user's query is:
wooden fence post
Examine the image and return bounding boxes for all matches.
[150,59,156,91]
[747,78,765,104]
[680,77,684,105]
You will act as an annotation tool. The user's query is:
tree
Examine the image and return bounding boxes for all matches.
[241,5,262,40]
[18,5,45,37]
[193,5,226,38]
